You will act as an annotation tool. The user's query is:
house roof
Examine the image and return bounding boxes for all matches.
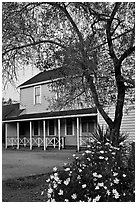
[19,67,79,88]
[3,107,97,122]
[2,103,22,120]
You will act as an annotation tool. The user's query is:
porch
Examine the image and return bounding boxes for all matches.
[4,108,97,151]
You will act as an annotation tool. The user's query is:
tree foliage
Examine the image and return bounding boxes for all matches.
[2,2,135,144]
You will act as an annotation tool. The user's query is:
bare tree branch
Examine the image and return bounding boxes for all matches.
[106,3,121,63]
[130,24,135,47]
[117,46,135,67]
[2,40,67,56]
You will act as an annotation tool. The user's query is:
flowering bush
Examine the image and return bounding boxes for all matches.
[42,141,135,202]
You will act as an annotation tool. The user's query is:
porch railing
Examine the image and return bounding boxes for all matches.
[46,137,64,149]
[7,136,65,149]
[19,137,30,147]
[80,136,95,146]
[7,137,18,146]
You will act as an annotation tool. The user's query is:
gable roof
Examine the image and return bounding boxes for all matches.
[2,103,23,120]
[19,67,79,88]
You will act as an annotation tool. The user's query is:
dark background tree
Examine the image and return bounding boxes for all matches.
[2,2,135,145]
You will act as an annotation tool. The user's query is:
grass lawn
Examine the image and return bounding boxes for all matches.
[2,173,50,202]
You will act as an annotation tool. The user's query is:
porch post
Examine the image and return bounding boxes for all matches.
[77,117,80,152]
[58,118,61,150]
[5,123,7,149]
[17,122,19,149]
[30,121,32,150]
[43,120,46,151]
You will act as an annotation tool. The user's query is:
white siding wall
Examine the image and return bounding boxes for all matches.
[20,84,54,114]
[98,106,135,142]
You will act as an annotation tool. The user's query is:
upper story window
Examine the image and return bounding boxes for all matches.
[34,86,41,104]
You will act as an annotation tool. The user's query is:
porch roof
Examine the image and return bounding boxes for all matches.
[3,107,97,122]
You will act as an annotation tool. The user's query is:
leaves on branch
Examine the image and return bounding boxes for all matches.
[2,2,135,127]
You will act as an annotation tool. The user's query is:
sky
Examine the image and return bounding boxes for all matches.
[2,65,40,102]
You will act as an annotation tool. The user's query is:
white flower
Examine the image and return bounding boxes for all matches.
[46,178,50,182]
[85,150,91,153]
[112,146,120,150]
[123,174,126,177]
[54,174,59,182]
[92,195,101,202]
[82,184,87,188]
[48,187,53,194]
[106,190,110,195]
[53,167,58,172]
[115,193,120,199]
[93,172,102,178]
[50,175,54,179]
[97,174,102,178]
[112,189,120,199]
[97,182,104,187]
[41,191,44,195]
[87,157,91,161]
[113,172,118,176]
[73,154,76,157]
[47,193,51,198]
[100,150,104,154]
[64,178,70,186]
[119,142,124,146]
[65,167,70,171]
[110,182,113,186]
[88,197,92,202]
[71,193,77,199]
[57,180,62,184]
[105,157,108,161]
[64,199,69,202]
[93,178,97,182]
[103,186,107,190]
[54,172,58,177]
[58,189,63,195]
[93,172,98,177]
[99,156,104,159]
[53,183,58,188]
[50,198,55,202]
[78,168,82,173]
[95,186,99,190]
[77,175,81,180]
[113,178,119,184]
[69,171,72,176]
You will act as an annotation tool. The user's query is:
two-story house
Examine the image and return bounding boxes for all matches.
[2,68,135,151]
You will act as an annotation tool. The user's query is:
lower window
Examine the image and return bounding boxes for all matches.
[66,118,73,136]
[49,120,55,135]
[82,118,94,133]
[33,121,40,136]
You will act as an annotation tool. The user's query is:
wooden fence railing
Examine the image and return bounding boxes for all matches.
[7,136,65,149]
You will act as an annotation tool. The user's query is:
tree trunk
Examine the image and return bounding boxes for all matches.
[110,66,126,146]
